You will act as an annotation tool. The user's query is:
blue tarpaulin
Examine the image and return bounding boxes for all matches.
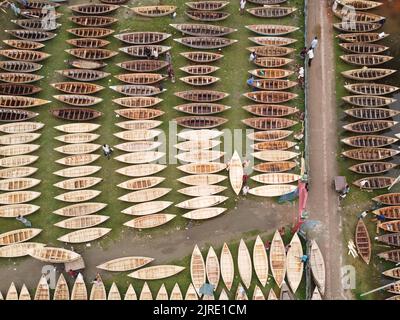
[278,188,299,203]
[199,283,214,296]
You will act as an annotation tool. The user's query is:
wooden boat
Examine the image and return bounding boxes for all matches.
[55,189,101,203]
[175,37,237,50]
[337,32,388,43]
[0,242,44,258]
[5,29,56,42]
[0,61,42,73]
[378,250,400,263]
[229,151,243,195]
[0,73,43,84]
[170,284,183,300]
[176,195,228,209]
[51,82,103,94]
[171,24,235,38]
[345,83,399,96]
[69,16,118,27]
[235,283,248,300]
[0,84,41,96]
[343,95,396,107]
[0,96,50,109]
[116,164,166,177]
[55,123,100,134]
[118,188,171,203]
[248,185,297,197]
[34,275,50,300]
[54,202,107,217]
[253,57,293,68]
[178,185,225,197]
[19,7,61,19]
[132,5,176,17]
[248,130,293,141]
[69,59,107,70]
[139,282,152,300]
[205,246,220,290]
[251,173,300,184]
[53,166,101,178]
[333,22,382,33]
[218,243,234,291]
[118,176,164,191]
[114,151,165,164]
[182,55,224,68]
[386,282,400,295]
[54,177,102,190]
[0,122,43,134]
[175,103,229,115]
[175,140,221,151]
[25,0,60,9]
[269,230,286,287]
[107,283,122,300]
[19,284,31,300]
[333,8,385,22]
[191,245,206,294]
[0,167,38,179]
[124,213,176,229]
[349,162,397,175]
[339,43,389,54]
[122,201,172,216]
[249,36,296,47]
[175,90,228,102]
[114,141,162,153]
[51,108,102,121]
[57,69,110,82]
[310,240,325,295]
[0,133,40,145]
[247,6,297,18]
[379,221,400,233]
[66,38,110,48]
[117,60,168,72]
[53,94,103,107]
[0,155,38,168]
[119,45,170,57]
[344,108,400,120]
[267,289,278,300]
[244,91,297,104]
[340,54,393,66]
[124,284,137,300]
[114,129,161,141]
[251,141,297,151]
[29,246,81,263]
[373,206,400,220]
[97,256,154,272]
[177,162,226,174]
[55,133,99,144]
[253,235,269,287]
[247,46,295,57]
[280,282,295,300]
[186,1,228,10]
[337,0,383,10]
[11,19,60,31]
[246,24,298,36]
[0,203,40,218]
[67,28,114,38]
[342,147,399,161]
[0,228,41,245]
[343,120,397,133]
[252,150,299,162]
[54,215,109,229]
[175,116,227,129]
[115,73,166,85]
[115,32,170,44]
[89,276,106,300]
[253,161,296,173]
[54,274,70,300]
[175,150,224,163]
[182,207,226,219]
[352,130,397,147]
[180,75,219,86]
[69,3,120,15]
[71,274,87,300]
[128,265,185,280]
[243,117,297,130]
[342,68,396,81]
[286,233,304,293]
[373,194,400,206]
[177,130,223,142]
[115,108,164,120]
[3,39,45,50]
[0,177,40,191]
[249,79,297,91]
[110,85,165,97]
[185,10,230,22]
[54,144,101,155]
[66,48,118,61]
[180,65,220,76]
[177,174,226,186]
[377,234,400,249]
[57,227,111,243]
[383,268,400,279]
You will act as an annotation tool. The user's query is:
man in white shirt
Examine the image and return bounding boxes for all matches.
[307,49,314,67]
[240,0,246,15]
[310,36,318,50]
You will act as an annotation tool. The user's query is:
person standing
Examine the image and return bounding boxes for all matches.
[249,50,257,62]
[300,47,308,60]
[307,48,314,67]
[310,36,318,51]
[240,0,246,15]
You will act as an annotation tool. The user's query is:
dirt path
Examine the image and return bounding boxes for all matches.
[306,0,346,300]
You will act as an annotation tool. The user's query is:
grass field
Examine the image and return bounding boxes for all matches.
[0,0,307,298]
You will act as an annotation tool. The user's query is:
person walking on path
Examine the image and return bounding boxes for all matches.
[240,0,246,15]
[310,36,318,51]
[307,48,314,67]
[16,215,31,227]
[167,63,175,83]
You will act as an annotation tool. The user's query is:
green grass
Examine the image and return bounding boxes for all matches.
[0,0,307,298]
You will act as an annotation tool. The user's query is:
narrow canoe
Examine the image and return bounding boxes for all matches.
[117,60,168,72]
[34,275,50,300]
[339,43,389,54]
[0,242,45,258]
[90,276,106,300]
[114,32,170,44]
[342,148,399,161]
[114,141,162,152]
[206,246,220,290]
[373,194,400,206]
[54,144,102,155]
[0,177,40,191]
[337,32,389,43]
[238,239,252,289]
[253,57,293,68]
[175,103,230,114]
[342,95,396,107]
[170,24,235,37]
[270,230,286,287]
[55,154,100,166]
[131,5,176,17]
[0,144,40,156]
[311,287,322,300]
[0,122,44,134]
[170,284,183,300]
[243,104,298,117]
[229,151,243,195]
[340,54,393,66]
[65,38,110,49]
[286,233,303,293]
[383,267,400,279]
[246,6,297,18]
[124,214,176,229]
[333,22,382,33]
[0,167,38,179]
[53,95,103,107]
[220,243,234,291]
[182,207,227,220]
[97,256,154,272]
[248,130,293,141]
[19,284,31,300]
[310,240,325,295]
[280,282,295,300]
[128,265,185,280]
[185,283,198,300]
[55,190,101,202]
[181,51,223,63]
[0,191,40,204]
[68,3,119,15]
[53,166,102,178]
[116,164,166,177]
[344,108,400,120]
[180,65,220,75]
[249,68,294,79]
[244,91,297,103]
[177,162,226,174]
[114,151,165,164]
[174,37,237,49]
[55,133,99,144]
[178,185,226,197]
[0,204,39,218]
[349,162,397,175]
[253,161,297,173]
[54,215,109,229]
[0,73,43,83]
[115,120,162,130]
[54,202,106,217]
[175,150,224,163]
[117,176,164,190]
[139,282,153,300]
[249,185,297,197]
[124,284,137,300]
[185,10,230,22]
[245,24,299,36]
[253,235,269,287]
[71,274,87,300]
[0,133,40,145]
[175,140,221,151]
[251,141,297,151]
[377,250,400,263]
[67,27,114,38]
[251,173,301,184]
[57,227,111,243]
[155,284,167,300]
[372,206,400,219]
[252,150,299,162]
[114,129,161,141]
[122,201,173,216]
[337,0,382,10]
[355,219,371,264]
[191,245,206,294]
[29,246,81,263]
[342,68,396,81]
[342,120,397,133]
[379,221,400,233]
[175,195,228,209]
